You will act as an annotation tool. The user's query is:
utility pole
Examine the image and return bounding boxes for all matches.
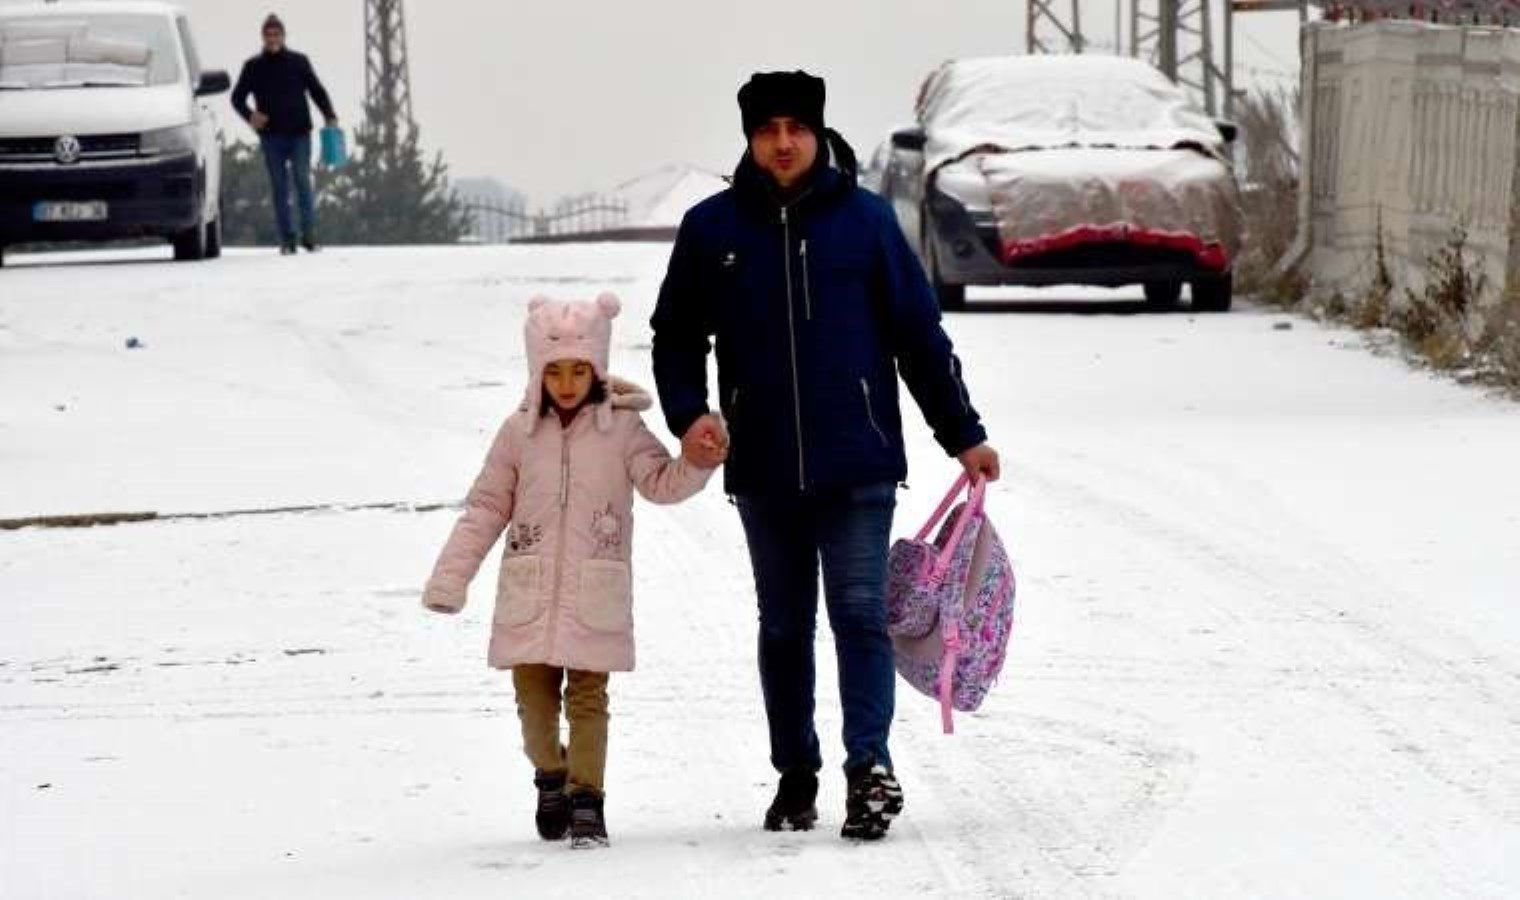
[364,0,415,158]
[1131,0,1225,115]
[1027,0,1308,120]
[1026,0,1087,54]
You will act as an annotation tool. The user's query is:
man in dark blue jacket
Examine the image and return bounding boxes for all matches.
[231,14,337,255]
[651,71,1000,842]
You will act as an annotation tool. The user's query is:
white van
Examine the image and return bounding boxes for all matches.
[0,1,229,267]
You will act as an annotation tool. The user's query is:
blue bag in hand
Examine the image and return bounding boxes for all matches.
[320,126,348,168]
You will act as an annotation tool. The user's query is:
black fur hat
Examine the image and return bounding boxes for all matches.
[262,13,285,34]
[738,71,826,137]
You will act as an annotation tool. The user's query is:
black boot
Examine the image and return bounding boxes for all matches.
[300,232,320,253]
[569,791,609,849]
[279,238,297,256]
[763,769,819,832]
[841,763,904,841]
[533,770,570,841]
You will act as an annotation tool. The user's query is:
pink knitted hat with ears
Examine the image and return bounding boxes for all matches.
[521,292,622,429]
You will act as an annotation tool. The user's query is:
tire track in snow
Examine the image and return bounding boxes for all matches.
[1018,448,1520,834]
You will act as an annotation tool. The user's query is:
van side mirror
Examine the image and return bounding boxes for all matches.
[196,70,232,96]
[1215,119,1239,143]
[891,126,928,153]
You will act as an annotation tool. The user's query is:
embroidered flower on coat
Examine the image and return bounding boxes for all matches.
[591,504,623,558]
[507,523,544,553]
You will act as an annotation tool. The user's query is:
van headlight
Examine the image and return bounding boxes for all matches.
[140,125,196,157]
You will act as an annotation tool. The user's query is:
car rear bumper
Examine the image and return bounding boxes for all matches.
[0,154,202,244]
[925,188,1230,287]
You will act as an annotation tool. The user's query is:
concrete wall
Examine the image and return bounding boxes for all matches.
[1302,21,1520,306]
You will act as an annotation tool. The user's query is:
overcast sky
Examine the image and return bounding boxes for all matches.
[97,0,1299,202]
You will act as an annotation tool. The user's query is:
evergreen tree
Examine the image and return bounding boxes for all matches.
[220,140,280,247]
[317,102,473,245]
[219,105,472,247]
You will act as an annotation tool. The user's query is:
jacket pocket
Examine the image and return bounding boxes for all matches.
[494,555,545,627]
[576,559,633,634]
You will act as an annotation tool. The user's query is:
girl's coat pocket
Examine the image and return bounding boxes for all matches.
[495,555,545,627]
[576,559,632,633]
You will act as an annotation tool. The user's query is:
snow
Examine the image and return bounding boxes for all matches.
[3,244,1520,899]
[919,54,1227,175]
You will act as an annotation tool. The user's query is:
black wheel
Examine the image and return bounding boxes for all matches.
[1143,280,1183,308]
[1191,272,1234,312]
[172,218,208,261]
[0,246,6,269]
[205,216,223,259]
[926,235,967,312]
[935,277,967,312]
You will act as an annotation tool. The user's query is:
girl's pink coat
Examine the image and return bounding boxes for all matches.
[423,378,712,673]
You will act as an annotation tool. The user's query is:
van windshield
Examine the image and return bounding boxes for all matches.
[0,14,181,90]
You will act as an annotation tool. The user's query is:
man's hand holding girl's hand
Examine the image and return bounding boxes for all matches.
[682,413,730,470]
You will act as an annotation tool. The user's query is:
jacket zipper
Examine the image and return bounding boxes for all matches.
[727,387,740,459]
[800,239,813,321]
[781,204,807,491]
[546,417,572,654]
[861,378,889,447]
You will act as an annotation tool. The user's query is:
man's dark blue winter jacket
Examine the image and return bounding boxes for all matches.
[231,49,336,136]
[651,148,986,496]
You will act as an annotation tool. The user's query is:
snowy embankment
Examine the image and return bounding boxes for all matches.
[2,245,1519,899]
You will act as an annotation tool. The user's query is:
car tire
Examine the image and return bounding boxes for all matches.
[0,246,6,269]
[205,216,223,260]
[1144,281,1183,309]
[1191,272,1234,312]
[926,234,967,312]
[172,217,208,261]
[935,278,967,312]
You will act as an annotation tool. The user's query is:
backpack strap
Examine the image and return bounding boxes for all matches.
[932,476,988,734]
[927,476,987,584]
[938,618,962,734]
[914,472,969,541]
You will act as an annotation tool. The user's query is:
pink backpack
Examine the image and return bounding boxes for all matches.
[886,474,1016,734]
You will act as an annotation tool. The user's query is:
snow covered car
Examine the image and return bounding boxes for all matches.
[0,1,230,267]
[877,55,1244,311]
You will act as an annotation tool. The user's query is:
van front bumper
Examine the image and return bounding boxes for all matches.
[0,154,202,244]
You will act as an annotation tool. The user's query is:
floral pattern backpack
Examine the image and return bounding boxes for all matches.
[886,474,1016,733]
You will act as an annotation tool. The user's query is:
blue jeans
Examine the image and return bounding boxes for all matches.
[259,133,314,241]
[736,482,898,774]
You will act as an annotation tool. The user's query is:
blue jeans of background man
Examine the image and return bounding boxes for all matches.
[259,133,314,242]
[736,482,898,775]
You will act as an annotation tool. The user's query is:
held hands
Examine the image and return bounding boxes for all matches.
[681,414,730,470]
[958,443,1002,483]
[250,111,270,131]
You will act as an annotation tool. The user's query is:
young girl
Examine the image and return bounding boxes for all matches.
[422,293,723,849]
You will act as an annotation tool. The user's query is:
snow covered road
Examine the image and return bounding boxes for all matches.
[3,245,1519,899]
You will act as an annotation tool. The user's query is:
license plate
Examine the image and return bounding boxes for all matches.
[33,201,109,223]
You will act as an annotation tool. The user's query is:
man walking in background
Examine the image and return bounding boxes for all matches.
[231,14,338,255]
[651,71,1001,842]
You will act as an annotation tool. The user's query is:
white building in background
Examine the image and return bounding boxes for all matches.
[509,164,730,244]
[607,164,729,237]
